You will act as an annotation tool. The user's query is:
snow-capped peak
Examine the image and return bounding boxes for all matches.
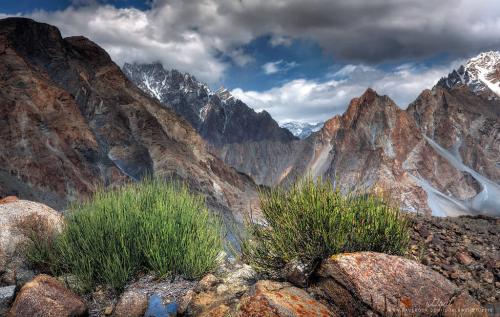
[438,51,500,97]
[280,121,324,139]
[464,51,500,96]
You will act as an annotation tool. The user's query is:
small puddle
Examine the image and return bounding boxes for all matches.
[144,294,178,317]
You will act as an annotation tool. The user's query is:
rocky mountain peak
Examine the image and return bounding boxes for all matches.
[438,50,500,97]
[0,17,63,51]
[342,88,398,126]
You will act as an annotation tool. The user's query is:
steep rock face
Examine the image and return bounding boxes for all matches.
[284,52,500,216]
[282,89,429,212]
[0,18,256,217]
[123,63,297,185]
[406,87,500,215]
[124,58,499,215]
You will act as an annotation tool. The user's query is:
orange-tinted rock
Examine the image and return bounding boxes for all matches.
[237,280,335,317]
[456,252,474,265]
[0,196,17,204]
[443,291,487,317]
[113,290,148,317]
[195,274,219,293]
[313,252,485,317]
[8,274,87,317]
[187,289,230,316]
[186,263,257,316]
[199,304,231,317]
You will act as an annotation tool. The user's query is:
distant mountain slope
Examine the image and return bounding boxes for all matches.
[280,121,324,139]
[0,18,256,218]
[286,87,499,216]
[122,63,295,145]
[123,62,297,185]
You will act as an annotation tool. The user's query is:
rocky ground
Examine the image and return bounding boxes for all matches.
[408,213,499,306]
[1,197,498,316]
[82,274,197,316]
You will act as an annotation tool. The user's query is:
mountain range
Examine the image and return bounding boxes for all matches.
[0,17,498,218]
[125,52,500,217]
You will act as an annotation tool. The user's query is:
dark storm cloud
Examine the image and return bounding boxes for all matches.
[179,0,500,63]
[22,0,500,78]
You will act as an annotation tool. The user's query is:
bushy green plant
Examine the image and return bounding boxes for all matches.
[25,178,223,291]
[242,177,409,277]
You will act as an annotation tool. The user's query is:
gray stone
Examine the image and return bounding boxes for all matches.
[284,258,313,287]
[0,285,16,315]
[15,267,35,288]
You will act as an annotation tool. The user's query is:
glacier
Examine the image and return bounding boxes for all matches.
[413,136,500,217]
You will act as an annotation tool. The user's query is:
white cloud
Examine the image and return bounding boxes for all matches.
[232,60,464,123]
[262,60,298,75]
[26,5,227,84]
[269,35,292,47]
[228,48,255,67]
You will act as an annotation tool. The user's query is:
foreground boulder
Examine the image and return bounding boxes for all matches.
[8,274,88,316]
[113,289,148,317]
[311,252,487,317]
[0,200,63,286]
[182,252,490,316]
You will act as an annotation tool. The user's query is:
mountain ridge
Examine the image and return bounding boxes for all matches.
[123,62,298,185]
[123,62,296,144]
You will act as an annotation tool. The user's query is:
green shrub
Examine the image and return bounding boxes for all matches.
[242,177,409,277]
[25,178,223,291]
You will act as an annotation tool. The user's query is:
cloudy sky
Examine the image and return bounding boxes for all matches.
[2,0,500,123]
